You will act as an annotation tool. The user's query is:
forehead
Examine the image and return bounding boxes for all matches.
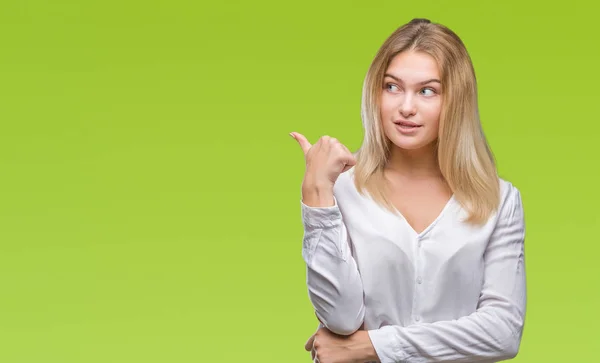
[385,50,440,80]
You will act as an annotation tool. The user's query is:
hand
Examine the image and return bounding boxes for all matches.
[290,132,356,190]
[303,326,379,363]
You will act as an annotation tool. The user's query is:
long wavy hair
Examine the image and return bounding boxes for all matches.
[353,18,500,225]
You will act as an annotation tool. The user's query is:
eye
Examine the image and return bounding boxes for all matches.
[420,87,437,96]
[384,83,400,92]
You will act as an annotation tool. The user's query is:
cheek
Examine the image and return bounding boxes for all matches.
[424,102,441,122]
[422,103,441,135]
[379,97,394,116]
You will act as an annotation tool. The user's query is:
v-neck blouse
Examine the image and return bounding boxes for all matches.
[389,191,456,240]
[300,167,526,363]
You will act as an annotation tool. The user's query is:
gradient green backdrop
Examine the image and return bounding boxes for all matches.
[0,0,598,362]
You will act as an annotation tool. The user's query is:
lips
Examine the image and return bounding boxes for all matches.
[394,120,422,127]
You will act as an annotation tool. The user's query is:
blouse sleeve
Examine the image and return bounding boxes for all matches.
[367,185,527,363]
[301,196,366,336]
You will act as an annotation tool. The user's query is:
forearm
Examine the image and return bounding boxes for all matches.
[301,184,365,335]
[368,305,525,363]
[305,236,365,336]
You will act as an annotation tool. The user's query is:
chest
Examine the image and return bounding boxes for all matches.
[387,184,453,235]
[345,198,494,313]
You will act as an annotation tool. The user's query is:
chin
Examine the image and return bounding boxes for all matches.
[387,135,429,150]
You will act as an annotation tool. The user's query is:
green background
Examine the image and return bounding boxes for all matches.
[0,0,598,361]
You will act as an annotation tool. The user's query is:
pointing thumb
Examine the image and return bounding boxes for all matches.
[290,132,312,155]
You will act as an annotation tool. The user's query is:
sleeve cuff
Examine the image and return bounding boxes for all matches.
[368,327,409,363]
[300,197,342,229]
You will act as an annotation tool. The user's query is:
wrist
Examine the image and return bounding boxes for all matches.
[301,178,334,207]
[301,187,334,207]
[302,173,334,191]
[352,330,380,362]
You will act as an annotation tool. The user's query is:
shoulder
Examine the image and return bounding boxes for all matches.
[496,177,525,223]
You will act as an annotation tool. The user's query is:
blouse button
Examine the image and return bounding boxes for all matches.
[416,277,422,284]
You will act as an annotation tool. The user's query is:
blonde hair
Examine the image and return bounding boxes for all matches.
[353,18,500,225]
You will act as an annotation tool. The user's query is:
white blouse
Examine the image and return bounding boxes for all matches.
[300,167,526,363]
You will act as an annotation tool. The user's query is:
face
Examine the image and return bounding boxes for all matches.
[380,50,443,151]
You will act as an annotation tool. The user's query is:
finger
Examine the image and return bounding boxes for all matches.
[340,144,356,164]
[305,334,315,351]
[290,132,312,155]
[348,154,357,166]
[341,155,357,173]
[339,145,356,173]
[318,135,333,149]
[311,338,318,360]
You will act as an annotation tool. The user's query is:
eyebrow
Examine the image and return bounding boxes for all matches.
[384,73,441,85]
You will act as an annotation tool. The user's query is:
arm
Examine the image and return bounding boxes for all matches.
[301,185,365,336]
[367,187,527,363]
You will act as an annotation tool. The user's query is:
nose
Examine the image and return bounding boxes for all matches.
[399,93,416,118]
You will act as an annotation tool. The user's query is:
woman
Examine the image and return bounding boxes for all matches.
[290,18,526,363]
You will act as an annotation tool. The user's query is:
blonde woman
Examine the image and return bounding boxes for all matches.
[290,18,526,363]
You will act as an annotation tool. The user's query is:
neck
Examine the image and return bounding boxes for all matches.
[385,142,442,179]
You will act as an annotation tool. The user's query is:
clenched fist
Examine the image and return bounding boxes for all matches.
[290,132,356,207]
